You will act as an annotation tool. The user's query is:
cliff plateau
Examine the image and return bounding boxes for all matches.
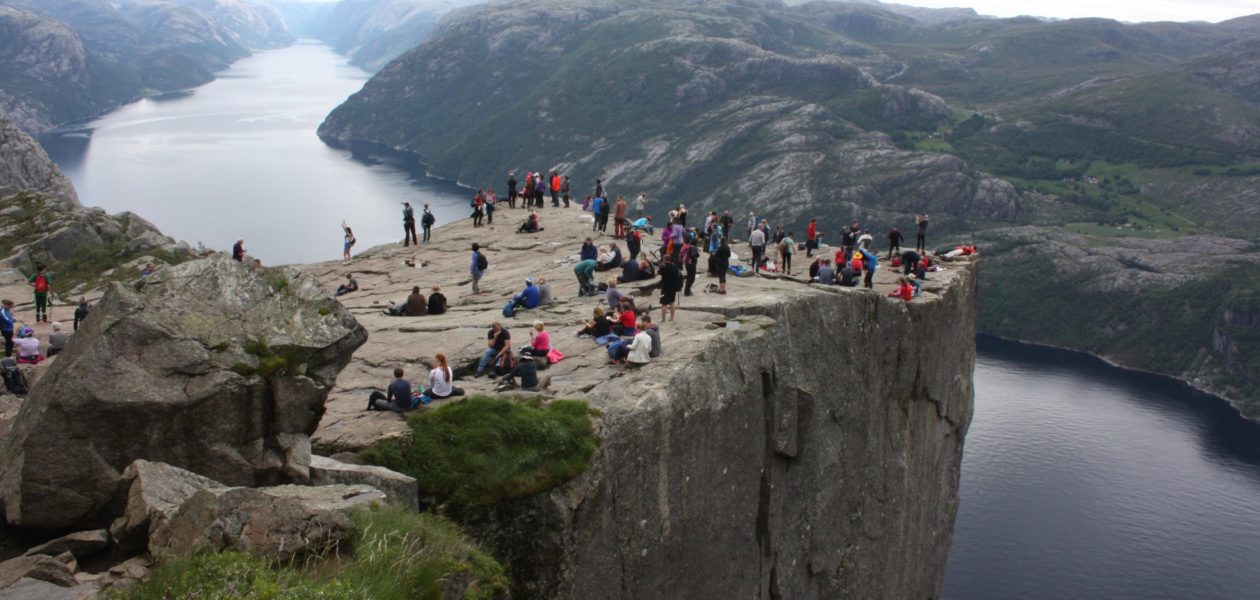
[304,207,977,597]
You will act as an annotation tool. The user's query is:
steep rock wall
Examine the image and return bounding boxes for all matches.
[468,267,976,599]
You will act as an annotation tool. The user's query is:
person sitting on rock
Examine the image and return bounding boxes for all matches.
[475,322,511,377]
[636,258,656,281]
[610,314,654,368]
[367,367,417,412]
[605,278,625,311]
[618,255,639,283]
[814,259,836,285]
[596,244,623,271]
[521,320,551,360]
[406,286,428,316]
[426,353,465,400]
[517,211,541,234]
[428,286,448,315]
[498,354,550,391]
[536,276,553,306]
[511,278,541,311]
[47,322,68,357]
[14,327,43,365]
[335,273,358,297]
[889,276,914,301]
[838,266,860,287]
[580,238,598,262]
[576,306,619,346]
[613,297,637,336]
[908,273,923,297]
[640,313,662,359]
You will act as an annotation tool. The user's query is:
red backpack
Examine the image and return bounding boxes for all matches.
[33,274,48,293]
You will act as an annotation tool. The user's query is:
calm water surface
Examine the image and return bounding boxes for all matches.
[32,39,1260,600]
[945,337,1260,599]
[39,41,470,265]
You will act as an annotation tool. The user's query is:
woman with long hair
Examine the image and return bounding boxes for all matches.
[427,352,465,399]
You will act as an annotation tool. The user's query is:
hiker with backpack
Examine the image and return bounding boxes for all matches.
[366,368,419,412]
[779,232,795,275]
[28,264,51,323]
[681,236,699,296]
[421,204,436,242]
[475,321,511,377]
[470,243,487,294]
[402,202,418,246]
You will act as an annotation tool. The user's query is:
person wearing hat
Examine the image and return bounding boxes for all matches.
[14,326,42,364]
[510,277,541,311]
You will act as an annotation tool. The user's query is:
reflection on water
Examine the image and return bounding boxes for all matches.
[945,336,1260,600]
[38,41,471,265]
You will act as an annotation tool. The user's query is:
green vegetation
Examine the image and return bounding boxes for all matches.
[112,506,508,600]
[362,397,598,508]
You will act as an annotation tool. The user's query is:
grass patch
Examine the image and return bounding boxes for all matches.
[362,397,598,508]
[111,505,508,600]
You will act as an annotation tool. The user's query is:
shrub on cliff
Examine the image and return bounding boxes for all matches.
[362,397,598,508]
[113,505,509,599]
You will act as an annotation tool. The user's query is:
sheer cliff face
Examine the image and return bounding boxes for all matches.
[0,110,77,203]
[460,266,977,599]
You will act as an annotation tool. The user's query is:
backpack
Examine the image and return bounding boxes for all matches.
[422,211,436,226]
[1,358,26,396]
[33,274,48,293]
[502,301,516,318]
[476,252,488,271]
[493,350,517,375]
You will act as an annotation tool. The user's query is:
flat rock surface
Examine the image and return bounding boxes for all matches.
[303,206,968,453]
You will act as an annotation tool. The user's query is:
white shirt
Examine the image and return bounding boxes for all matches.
[428,367,455,397]
[635,195,646,210]
[749,229,765,247]
[15,337,40,358]
[627,331,652,364]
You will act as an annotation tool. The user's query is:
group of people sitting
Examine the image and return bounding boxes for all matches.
[365,354,466,413]
[10,323,68,365]
[384,286,449,316]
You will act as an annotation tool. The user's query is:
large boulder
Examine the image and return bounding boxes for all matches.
[109,460,227,551]
[148,484,385,563]
[0,256,368,529]
[309,455,419,511]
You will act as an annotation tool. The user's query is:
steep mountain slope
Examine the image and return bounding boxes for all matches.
[312,0,483,71]
[0,0,292,132]
[321,0,1020,232]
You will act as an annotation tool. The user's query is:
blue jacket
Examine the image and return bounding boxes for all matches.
[387,378,413,410]
[858,247,878,271]
[580,243,597,262]
[592,197,605,214]
[620,259,639,283]
[515,284,541,309]
[470,251,483,276]
[0,308,13,333]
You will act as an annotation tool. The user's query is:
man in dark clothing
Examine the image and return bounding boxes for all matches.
[715,237,731,294]
[405,286,427,316]
[476,322,511,376]
[659,255,682,322]
[403,202,418,246]
[421,205,435,243]
[503,354,540,390]
[427,287,448,315]
[626,230,641,261]
[719,212,734,244]
[619,258,639,283]
[232,239,245,262]
[507,173,518,208]
[581,238,598,262]
[368,368,414,412]
[562,176,571,207]
[900,250,921,276]
[682,240,699,296]
[73,297,90,331]
[888,226,903,259]
[916,214,929,252]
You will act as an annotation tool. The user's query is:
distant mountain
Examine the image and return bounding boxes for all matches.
[0,0,293,132]
[309,0,483,71]
[321,0,1020,232]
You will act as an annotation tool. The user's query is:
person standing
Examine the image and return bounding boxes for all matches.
[659,255,682,322]
[746,211,757,239]
[507,172,518,209]
[682,236,699,296]
[748,226,766,275]
[341,221,356,264]
[594,179,604,200]
[614,195,628,237]
[635,193,647,218]
[590,195,604,232]
[421,204,435,242]
[598,193,611,233]
[470,243,486,294]
[471,190,485,227]
[779,232,795,275]
[402,202,418,246]
[28,263,51,323]
[562,176,571,207]
[232,239,245,262]
[73,297,90,331]
[714,236,731,294]
[485,188,497,225]
[0,300,13,357]
[719,212,734,244]
[858,242,878,289]
[888,226,903,259]
[806,218,819,257]
[550,171,562,207]
[916,214,929,253]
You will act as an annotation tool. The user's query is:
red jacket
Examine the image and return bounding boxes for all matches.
[807,222,817,241]
[891,283,913,301]
[551,175,561,192]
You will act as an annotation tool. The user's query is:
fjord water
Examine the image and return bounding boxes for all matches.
[945,337,1260,599]
[38,41,469,265]
[32,40,1260,599]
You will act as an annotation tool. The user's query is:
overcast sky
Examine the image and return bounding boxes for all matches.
[900,0,1258,23]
